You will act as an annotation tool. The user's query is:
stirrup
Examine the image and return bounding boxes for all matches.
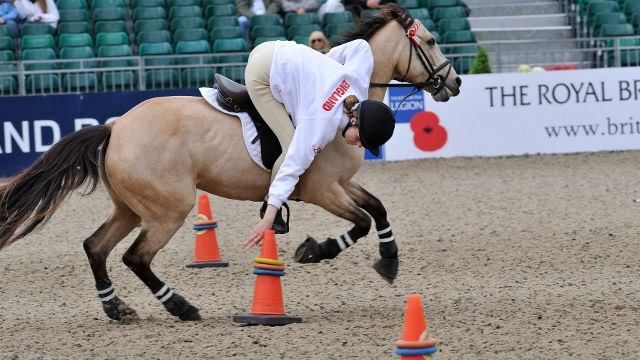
[259,201,290,234]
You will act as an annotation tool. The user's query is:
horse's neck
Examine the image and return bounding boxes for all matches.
[367,22,407,101]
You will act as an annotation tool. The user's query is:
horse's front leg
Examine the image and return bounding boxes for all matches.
[295,182,372,264]
[344,181,399,283]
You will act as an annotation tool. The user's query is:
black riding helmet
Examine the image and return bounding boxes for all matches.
[356,100,396,157]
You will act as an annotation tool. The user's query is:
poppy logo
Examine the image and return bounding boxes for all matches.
[410,111,447,152]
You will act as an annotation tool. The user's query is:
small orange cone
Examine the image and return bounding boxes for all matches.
[185,194,228,268]
[233,230,302,325]
[394,294,439,359]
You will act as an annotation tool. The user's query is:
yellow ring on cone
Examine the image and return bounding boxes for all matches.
[254,257,284,266]
[195,214,210,235]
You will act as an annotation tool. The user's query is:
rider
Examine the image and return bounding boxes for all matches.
[243,39,395,248]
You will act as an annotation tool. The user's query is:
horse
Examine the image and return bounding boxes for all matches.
[0,5,461,321]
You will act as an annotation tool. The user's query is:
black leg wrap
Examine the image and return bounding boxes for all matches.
[162,292,201,321]
[318,238,341,259]
[379,239,398,259]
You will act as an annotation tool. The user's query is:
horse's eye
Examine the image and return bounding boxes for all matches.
[427,38,436,46]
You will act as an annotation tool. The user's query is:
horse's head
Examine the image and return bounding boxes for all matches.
[342,5,462,102]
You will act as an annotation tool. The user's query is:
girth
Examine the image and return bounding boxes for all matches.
[213,74,281,170]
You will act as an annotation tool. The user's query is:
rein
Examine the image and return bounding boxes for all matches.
[370,19,452,93]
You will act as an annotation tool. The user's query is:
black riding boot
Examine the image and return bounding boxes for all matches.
[259,201,290,234]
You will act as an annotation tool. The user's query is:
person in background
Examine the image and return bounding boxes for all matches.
[343,0,394,13]
[236,0,282,42]
[308,30,330,54]
[0,0,18,37]
[14,0,59,29]
[279,0,320,14]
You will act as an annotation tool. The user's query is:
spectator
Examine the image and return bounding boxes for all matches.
[308,30,330,54]
[14,0,59,29]
[344,0,394,13]
[0,0,19,37]
[279,0,320,14]
[236,0,282,42]
[317,0,344,21]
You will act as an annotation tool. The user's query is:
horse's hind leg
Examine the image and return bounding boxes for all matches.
[295,182,372,263]
[344,181,399,283]
[121,204,201,321]
[83,203,141,321]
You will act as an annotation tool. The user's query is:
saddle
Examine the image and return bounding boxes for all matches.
[214,74,290,234]
[214,74,281,170]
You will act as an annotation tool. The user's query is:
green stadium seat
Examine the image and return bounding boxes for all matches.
[102,71,136,89]
[624,2,640,16]
[0,25,10,37]
[92,0,125,8]
[95,20,127,33]
[251,14,283,27]
[60,9,90,22]
[0,50,14,61]
[138,30,172,44]
[586,1,620,19]
[0,64,17,95]
[292,35,308,44]
[216,53,248,82]
[442,30,475,43]
[140,42,176,90]
[60,47,98,92]
[169,0,201,6]
[22,48,56,70]
[57,21,92,34]
[133,6,166,20]
[632,13,640,31]
[176,39,211,54]
[139,42,174,66]
[181,67,214,87]
[93,8,126,21]
[285,13,319,27]
[21,34,55,49]
[146,68,179,88]
[286,24,321,39]
[619,38,640,66]
[453,56,474,74]
[172,17,206,30]
[359,9,380,20]
[204,0,234,6]
[408,8,430,20]
[252,36,286,47]
[57,0,88,10]
[58,33,93,48]
[98,44,133,67]
[25,73,60,93]
[133,0,165,7]
[210,26,243,42]
[205,4,236,17]
[213,38,247,52]
[427,0,459,8]
[0,36,12,51]
[170,5,202,18]
[22,48,59,93]
[21,23,55,36]
[430,30,441,43]
[438,18,470,33]
[207,16,239,29]
[397,0,420,8]
[432,6,467,23]
[591,12,628,34]
[135,19,169,33]
[250,25,285,40]
[422,18,437,31]
[322,11,353,26]
[600,22,635,35]
[96,32,129,47]
[324,22,352,37]
[174,28,208,43]
[448,44,478,55]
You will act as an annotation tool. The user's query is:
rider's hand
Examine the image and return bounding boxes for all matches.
[243,205,277,249]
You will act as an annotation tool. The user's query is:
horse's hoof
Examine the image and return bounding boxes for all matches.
[178,306,202,321]
[373,257,399,284]
[294,237,321,263]
[103,296,138,321]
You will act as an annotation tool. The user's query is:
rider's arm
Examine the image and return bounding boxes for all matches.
[267,116,340,209]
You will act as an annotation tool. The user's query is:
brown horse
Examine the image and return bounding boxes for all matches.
[0,5,461,321]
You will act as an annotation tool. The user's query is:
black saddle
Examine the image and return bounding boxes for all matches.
[214,74,281,170]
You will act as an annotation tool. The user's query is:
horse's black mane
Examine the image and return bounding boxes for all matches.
[335,4,414,46]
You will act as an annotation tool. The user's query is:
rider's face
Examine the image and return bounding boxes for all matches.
[344,126,361,147]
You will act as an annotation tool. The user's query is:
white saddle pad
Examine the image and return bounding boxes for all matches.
[199,87,267,171]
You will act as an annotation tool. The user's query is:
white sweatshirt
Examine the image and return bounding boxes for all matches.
[267,39,374,208]
[14,0,59,28]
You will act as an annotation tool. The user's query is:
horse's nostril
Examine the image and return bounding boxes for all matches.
[455,77,462,87]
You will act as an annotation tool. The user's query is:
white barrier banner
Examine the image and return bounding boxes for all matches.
[384,67,640,161]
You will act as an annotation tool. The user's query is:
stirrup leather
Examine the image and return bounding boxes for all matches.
[259,201,290,234]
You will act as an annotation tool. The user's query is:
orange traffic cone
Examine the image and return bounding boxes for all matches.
[185,194,228,268]
[233,230,302,325]
[394,294,440,359]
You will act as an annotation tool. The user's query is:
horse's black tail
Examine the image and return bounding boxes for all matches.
[0,124,111,251]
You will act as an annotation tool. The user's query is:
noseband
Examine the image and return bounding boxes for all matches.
[370,19,452,94]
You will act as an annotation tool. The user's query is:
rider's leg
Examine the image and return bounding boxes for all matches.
[245,42,295,232]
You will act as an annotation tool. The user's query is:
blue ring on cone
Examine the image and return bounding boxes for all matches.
[192,223,219,231]
[253,269,285,276]
[394,346,438,356]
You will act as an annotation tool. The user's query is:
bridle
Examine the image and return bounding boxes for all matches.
[370,18,452,95]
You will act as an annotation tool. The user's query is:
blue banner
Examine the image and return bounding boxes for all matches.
[0,89,198,177]
[389,87,425,123]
